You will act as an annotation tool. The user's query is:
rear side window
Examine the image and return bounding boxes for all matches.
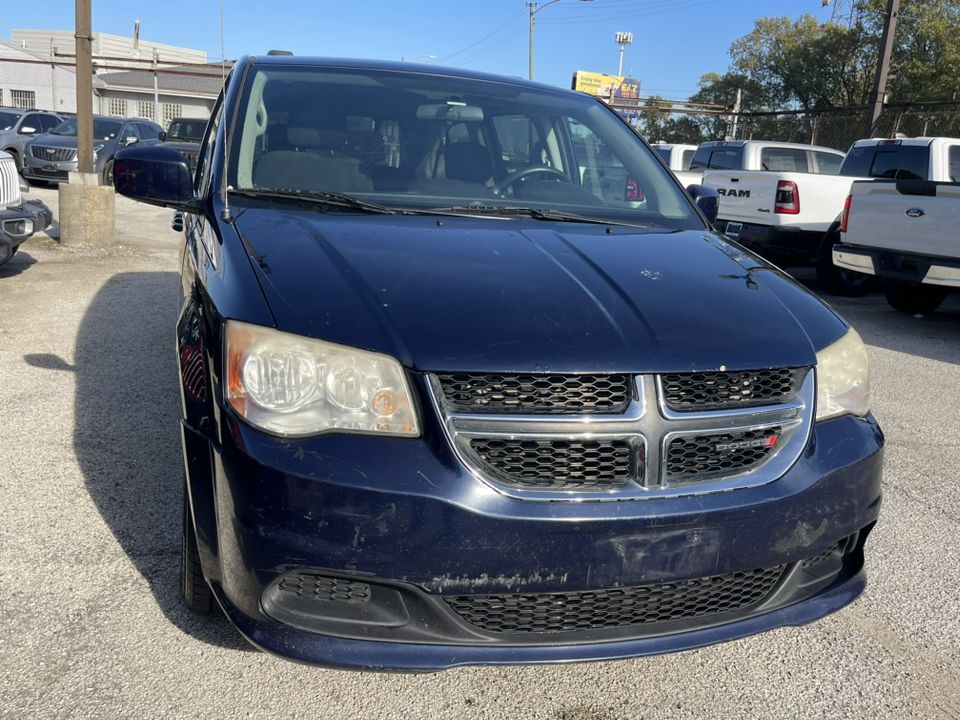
[948,145,960,183]
[690,145,743,170]
[814,151,843,175]
[760,148,808,173]
[840,144,930,179]
[680,149,694,171]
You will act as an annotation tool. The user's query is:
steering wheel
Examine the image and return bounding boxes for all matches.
[498,166,572,195]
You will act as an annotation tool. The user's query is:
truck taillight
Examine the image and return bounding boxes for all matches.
[625,177,643,201]
[840,194,852,233]
[775,181,799,214]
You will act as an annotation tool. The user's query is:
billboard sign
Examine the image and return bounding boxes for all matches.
[572,71,641,100]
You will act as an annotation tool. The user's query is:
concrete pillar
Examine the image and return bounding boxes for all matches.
[58,172,115,246]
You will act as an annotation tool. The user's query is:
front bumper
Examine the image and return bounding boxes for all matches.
[0,200,52,264]
[184,404,883,671]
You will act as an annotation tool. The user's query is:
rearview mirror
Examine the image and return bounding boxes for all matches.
[416,103,484,122]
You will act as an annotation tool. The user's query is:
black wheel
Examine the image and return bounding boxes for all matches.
[815,229,873,297]
[181,486,213,613]
[102,159,115,188]
[883,279,948,315]
[6,149,21,172]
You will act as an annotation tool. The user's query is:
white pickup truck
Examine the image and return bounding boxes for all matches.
[679,139,845,186]
[703,136,960,296]
[833,175,960,314]
[650,143,696,173]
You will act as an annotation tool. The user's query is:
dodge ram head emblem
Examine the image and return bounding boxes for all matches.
[905,208,925,218]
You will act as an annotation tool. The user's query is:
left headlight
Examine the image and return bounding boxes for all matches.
[815,327,870,421]
[224,320,420,438]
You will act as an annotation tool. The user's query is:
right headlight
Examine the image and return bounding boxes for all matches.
[815,327,870,421]
[224,320,420,438]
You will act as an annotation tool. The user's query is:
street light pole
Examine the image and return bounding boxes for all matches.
[528,0,591,81]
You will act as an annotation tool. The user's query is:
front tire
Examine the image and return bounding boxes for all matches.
[102,159,115,188]
[815,229,873,297]
[883,280,948,315]
[181,486,213,614]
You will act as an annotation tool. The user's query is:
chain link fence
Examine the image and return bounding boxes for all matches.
[0,51,226,129]
[621,100,960,152]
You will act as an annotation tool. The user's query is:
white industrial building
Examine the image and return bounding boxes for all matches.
[1,29,224,125]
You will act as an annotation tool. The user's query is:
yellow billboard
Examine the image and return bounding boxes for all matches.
[572,71,640,100]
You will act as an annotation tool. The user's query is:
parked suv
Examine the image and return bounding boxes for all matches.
[0,107,64,172]
[161,117,207,174]
[21,115,165,185]
[113,56,883,672]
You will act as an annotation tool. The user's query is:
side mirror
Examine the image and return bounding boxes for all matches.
[18,126,37,135]
[114,145,202,213]
[124,136,139,146]
[157,131,167,142]
[686,184,719,225]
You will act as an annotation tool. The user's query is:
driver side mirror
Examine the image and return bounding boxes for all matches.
[18,126,37,135]
[124,136,138,146]
[157,131,166,142]
[686,184,719,225]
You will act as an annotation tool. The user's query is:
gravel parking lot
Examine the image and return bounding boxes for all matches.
[2,186,959,720]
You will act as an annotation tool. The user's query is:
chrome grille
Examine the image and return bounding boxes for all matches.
[661,368,803,412]
[0,155,19,206]
[443,564,785,633]
[31,145,76,162]
[433,370,813,501]
[436,373,632,414]
[468,438,637,490]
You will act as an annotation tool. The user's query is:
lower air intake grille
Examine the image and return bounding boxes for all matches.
[469,438,636,490]
[276,572,371,604]
[662,368,804,412]
[436,373,632,414]
[444,565,785,633]
[667,428,781,482]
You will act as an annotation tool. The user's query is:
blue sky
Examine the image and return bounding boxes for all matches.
[4,1,842,101]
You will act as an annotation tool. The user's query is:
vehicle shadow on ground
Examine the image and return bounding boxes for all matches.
[788,267,960,367]
[26,271,254,654]
[0,250,38,277]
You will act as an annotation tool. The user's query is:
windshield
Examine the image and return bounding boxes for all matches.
[167,119,206,141]
[52,118,124,141]
[0,112,20,131]
[228,66,701,229]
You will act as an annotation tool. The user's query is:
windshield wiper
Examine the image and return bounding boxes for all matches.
[229,188,396,215]
[436,205,660,228]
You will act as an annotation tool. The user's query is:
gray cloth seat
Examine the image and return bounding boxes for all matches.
[253,118,373,193]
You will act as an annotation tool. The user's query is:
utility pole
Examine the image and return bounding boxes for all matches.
[75,0,93,174]
[864,0,900,138]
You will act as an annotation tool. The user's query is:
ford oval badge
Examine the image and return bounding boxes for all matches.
[905,208,925,218]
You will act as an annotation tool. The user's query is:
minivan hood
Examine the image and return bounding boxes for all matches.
[232,209,846,373]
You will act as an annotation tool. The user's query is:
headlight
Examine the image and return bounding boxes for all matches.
[92,143,104,160]
[224,320,419,438]
[816,327,870,421]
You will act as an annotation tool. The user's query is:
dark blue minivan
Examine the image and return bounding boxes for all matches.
[113,56,882,672]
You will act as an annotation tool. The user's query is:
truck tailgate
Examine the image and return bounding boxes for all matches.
[701,171,777,224]
[844,180,960,257]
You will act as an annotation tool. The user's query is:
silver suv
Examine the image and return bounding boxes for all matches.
[0,108,64,172]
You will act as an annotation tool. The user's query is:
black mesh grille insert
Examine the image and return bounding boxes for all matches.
[662,368,804,412]
[436,373,632,414]
[277,572,371,604]
[443,565,785,633]
[667,428,781,481]
[469,438,637,490]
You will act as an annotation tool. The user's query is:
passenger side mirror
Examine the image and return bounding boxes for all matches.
[18,126,37,134]
[158,131,167,142]
[686,184,719,225]
[124,136,138,146]
[113,145,202,214]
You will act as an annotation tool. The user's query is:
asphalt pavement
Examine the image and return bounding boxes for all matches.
[2,186,959,720]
